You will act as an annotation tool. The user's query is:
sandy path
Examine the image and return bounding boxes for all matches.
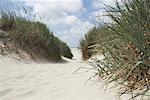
[0,48,129,100]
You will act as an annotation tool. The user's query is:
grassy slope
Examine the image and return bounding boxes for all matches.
[0,13,73,61]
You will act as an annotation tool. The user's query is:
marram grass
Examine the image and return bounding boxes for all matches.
[81,0,150,99]
[0,4,73,61]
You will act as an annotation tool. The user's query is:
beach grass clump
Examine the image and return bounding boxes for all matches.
[80,38,88,60]
[0,12,16,31]
[0,8,73,61]
[83,0,149,99]
[80,27,98,60]
[0,12,61,61]
[60,42,73,59]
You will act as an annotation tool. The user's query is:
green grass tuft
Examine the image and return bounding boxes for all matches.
[81,0,150,99]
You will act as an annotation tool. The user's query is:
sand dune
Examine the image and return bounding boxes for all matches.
[0,48,129,100]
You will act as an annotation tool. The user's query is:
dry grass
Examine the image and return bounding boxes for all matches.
[81,0,150,99]
[80,27,98,60]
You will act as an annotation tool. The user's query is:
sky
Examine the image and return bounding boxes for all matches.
[0,0,117,47]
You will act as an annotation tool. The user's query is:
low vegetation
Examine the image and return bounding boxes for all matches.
[0,9,73,61]
[79,27,98,60]
[81,0,150,99]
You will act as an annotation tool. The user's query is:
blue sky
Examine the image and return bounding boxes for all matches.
[0,0,117,47]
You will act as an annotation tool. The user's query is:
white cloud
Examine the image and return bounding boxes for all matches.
[53,16,94,47]
[92,0,122,9]
[45,14,94,47]
[24,0,84,20]
[90,0,121,24]
[21,0,89,47]
[89,10,112,24]
[65,15,78,26]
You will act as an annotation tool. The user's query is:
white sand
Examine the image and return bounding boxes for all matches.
[0,48,129,100]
